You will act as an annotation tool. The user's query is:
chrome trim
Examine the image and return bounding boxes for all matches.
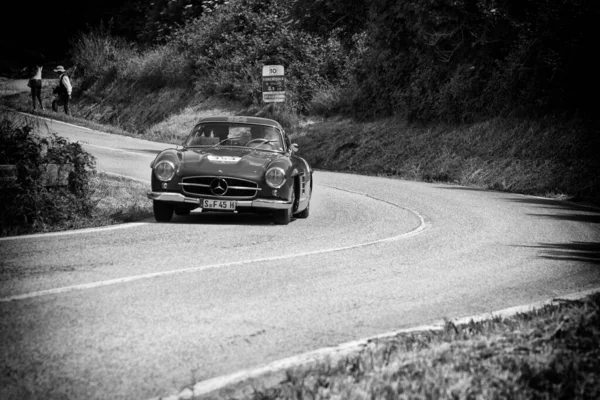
[147,192,292,210]
[181,175,257,185]
[179,175,260,198]
[178,183,259,191]
[265,167,286,189]
[147,192,201,205]
[228,186,261,191]
[179,182,211,188]
[154,160,176,182]
[251,199,292,210]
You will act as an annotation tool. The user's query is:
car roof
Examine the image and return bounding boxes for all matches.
[196,116,283,129]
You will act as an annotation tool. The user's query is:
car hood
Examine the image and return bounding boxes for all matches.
[179,147,281,180]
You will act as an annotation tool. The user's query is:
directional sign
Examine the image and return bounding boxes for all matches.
[262,65,285,103]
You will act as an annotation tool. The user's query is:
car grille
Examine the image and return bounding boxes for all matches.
[179,176,260,199]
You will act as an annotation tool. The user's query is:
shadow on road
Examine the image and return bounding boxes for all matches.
[151,211,297,226]
[441,187,600,265]
[521,242,600,265]
[503,198,600,224]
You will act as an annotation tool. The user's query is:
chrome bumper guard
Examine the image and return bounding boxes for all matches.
[147,191,292,210]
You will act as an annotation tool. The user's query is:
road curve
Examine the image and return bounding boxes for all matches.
[0,117,599,400]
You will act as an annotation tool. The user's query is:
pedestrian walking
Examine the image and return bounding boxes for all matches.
[27,64,44,111]
[51,65,72,115]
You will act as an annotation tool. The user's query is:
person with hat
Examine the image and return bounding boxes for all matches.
[51,65,72,115]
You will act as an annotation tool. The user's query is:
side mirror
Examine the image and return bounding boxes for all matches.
[290,143,299,153]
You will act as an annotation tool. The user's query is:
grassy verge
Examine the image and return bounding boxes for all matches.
[4,77,598,205]
[2,172,152,237]
[36,171,152,234]
[0,107,153,236]
[88,172,152,226]
[205,293,600,400]
[292,116,600,205]
[44,171,152,234]
[0,93,144,141]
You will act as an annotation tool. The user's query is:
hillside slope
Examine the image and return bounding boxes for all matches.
[2,78,598,205]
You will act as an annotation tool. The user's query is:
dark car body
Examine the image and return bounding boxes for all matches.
[147,116,312,225]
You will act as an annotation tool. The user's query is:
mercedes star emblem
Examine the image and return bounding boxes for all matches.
[210,178,228,195]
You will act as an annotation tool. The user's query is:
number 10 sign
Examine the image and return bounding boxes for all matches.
[262,65,285,103]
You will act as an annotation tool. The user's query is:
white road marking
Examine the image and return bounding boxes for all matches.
[0,222,151,242]
[17,111,94,131]
[102,171,149,184]
[0,190,429,302]
[185,287,600,399]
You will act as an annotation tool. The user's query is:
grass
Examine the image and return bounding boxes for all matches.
[4,76,598,205]
[89,172,152,225]
[201,293,600,400]
[291,116,600,205]
[1,171,152,237]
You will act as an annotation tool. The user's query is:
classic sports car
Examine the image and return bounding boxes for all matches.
[147,116,312,225]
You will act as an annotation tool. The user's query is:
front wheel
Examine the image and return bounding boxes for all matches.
[273,190,294,225]
[174,207,191,216]
[295,202,310,218]
[153,201,173,222]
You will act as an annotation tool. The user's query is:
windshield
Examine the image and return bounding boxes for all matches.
[185,123,284,151]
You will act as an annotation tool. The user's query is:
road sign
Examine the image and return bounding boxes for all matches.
[262,65,285,103]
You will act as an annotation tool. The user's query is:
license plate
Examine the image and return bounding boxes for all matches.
[202,199,237,210]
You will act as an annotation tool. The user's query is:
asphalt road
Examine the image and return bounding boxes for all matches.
[1,116,599,400]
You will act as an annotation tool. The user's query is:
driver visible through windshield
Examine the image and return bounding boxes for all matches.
[186,123,284,151]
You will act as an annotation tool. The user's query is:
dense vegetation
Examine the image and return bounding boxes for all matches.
[205,294,600,400]
[3,0,598,203]
[0,113,151,236]
[0,116,96,236]
[68,0,599,124]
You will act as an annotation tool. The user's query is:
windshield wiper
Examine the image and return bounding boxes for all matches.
[209,138,232,149]
[249,140,276,150]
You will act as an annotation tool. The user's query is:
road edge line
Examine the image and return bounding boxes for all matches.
[167,287,600,400]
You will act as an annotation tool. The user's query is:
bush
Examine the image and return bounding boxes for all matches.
[121,45,193,88]
[171,0,350,113]
[349,0,600,122]
[70,25,136,81]
[0,116,96,236]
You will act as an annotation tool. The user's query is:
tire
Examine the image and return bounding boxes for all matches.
[174,207,191,216]
[295,201,310,218]
[153,201,173,222]
[273,190,294,225]
[293,178,310,219]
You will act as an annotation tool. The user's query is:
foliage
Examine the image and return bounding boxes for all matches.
[292,115,600,203]
[170,0,349,113]
[0,117,96,236]
[287,0,368,48]
[129,0,231,43]
[62,0,600,124]
[70,24,136,83]
[71,24,193,96]
[350,0,600,122]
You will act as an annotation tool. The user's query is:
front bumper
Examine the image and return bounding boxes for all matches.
[147,191,292,210]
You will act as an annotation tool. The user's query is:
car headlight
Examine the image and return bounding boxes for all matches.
[265,167,286,188]
[154,160,176,181]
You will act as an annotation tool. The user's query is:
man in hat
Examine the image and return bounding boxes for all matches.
[51,65,72,115]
